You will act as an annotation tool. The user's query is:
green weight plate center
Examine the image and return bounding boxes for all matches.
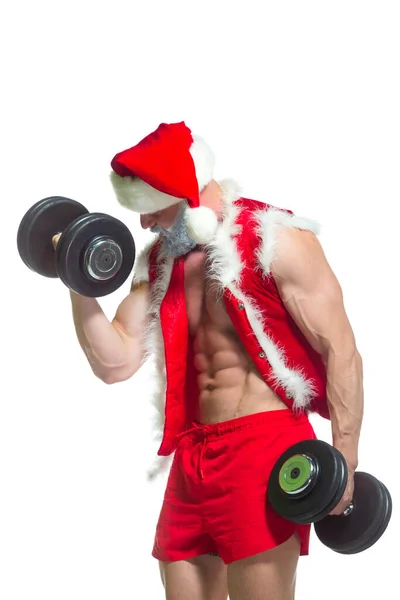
[279,455,312,493]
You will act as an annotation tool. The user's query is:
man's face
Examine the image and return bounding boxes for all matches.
[140,203,181,231]
[140,201,197,258]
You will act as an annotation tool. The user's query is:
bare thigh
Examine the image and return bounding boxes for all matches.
[227,534,301,600]
[159,554,228,600]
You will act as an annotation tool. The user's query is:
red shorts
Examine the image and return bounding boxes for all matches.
[152,409,317,564]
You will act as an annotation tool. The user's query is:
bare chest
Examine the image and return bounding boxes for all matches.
[183,250,231,334]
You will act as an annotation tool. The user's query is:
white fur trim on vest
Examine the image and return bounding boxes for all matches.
[130,235,159,284]
[207,182,319,411]
[184,205,219,244]
[109,135,215,214]
[140,246,175,480]
[255,208,321,274]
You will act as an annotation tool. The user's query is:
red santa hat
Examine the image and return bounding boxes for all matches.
[109,121,218,244]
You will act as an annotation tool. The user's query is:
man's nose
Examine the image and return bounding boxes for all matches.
[140,214,155,229]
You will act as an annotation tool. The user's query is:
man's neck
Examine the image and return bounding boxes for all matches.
[199,180,223,219]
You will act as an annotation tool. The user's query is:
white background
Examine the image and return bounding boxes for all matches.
[1,1,399,598]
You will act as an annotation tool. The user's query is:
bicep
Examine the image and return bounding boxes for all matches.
[270,228,356,359]
[112,281,150,341]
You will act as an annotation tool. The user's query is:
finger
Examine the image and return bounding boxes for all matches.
[329,495,353,515]
[52,233,61,249]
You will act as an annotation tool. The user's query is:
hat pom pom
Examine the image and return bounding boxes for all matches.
[185,206,218,244]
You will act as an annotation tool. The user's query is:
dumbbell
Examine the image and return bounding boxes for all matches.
[267,439,392,554]
[17,196,136,298]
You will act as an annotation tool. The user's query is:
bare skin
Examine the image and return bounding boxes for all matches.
[185,248,288,423]
[68,181,363,600]
[270,226,363,515]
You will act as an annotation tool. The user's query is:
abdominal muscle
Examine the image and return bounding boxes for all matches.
[185,250,288,425]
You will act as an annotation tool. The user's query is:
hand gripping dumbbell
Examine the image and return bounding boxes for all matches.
[17,196,136,298]
[267,439,392,554]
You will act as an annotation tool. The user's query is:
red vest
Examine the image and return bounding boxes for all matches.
[137,182,329,463]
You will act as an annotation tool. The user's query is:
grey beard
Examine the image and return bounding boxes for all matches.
[150,203,197,258]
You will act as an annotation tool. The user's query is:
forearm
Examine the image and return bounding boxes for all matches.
[324,347,364,469]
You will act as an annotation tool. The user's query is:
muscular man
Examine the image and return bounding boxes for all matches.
[70,122,363,600]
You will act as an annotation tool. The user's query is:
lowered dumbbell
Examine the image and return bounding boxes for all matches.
[267,439,392,554]
[17,196,135,298]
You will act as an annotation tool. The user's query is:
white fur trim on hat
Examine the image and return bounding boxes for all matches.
[110,133,215,214]
[184,206,219,244]
[109,170,181,214]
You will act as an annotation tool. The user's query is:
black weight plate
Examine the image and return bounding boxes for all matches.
[268,439,348,525]
[55,212,135,297]
[309,457,350,524]
[314,472,392,554]
[17,197,89,277]
[343,478,392,555]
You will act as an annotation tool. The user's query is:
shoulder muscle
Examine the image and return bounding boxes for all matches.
[270,227,355,358]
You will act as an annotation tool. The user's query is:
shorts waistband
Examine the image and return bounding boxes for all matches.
[178,408,310,442]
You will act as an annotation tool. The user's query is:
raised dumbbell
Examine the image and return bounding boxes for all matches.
[267,439,392,554]
[17,196,136,298]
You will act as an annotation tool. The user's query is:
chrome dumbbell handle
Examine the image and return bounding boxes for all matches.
[343,502,354,517]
